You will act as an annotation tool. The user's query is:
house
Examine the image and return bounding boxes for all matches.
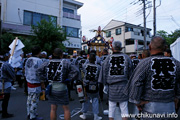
[103,19,152,54]
[0,0,83,54]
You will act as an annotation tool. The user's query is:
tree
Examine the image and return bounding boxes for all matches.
[32,19,67,54]
[0,33,33,54]
[157,29,180,46]
[168,29,180,44]
[157,30,171,45]
[0,33,14,51]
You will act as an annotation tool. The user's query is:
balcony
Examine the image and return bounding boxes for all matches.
[125,31,151,41]
[2,22,32,35]
[125,44,144,53]
[63,12,81,21]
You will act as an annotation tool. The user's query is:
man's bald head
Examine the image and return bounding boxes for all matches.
[142,49,150,58]
[150,36,166,51]
[53,48,63,58]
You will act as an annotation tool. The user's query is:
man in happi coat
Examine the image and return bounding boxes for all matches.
[124,36,180,120]
[25,46,45,120]
[0,51,15,118]
[37,48,79,120]
[99,41,133,120]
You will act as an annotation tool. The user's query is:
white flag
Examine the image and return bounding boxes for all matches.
[9,38,25,68]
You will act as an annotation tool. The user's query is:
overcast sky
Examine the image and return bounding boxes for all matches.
[77,0,180,39]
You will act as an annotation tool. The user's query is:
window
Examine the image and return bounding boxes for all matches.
[23,11,57,26]
[50,16,57,26]
[126,39,134,45]
[63,8,74,14]
[63,26,79,38]
[116,28,121,35]
[33,13,41,26]
[24,11,32,25]
[141,30,144,36]
[84,46,87,50]
[106,31,111,37]
[138,40,144,45]
[125,27,133,32]
[134,31,140,36]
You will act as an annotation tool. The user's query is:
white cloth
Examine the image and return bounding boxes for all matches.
[28,86,41,94]
[103,85,108,94]
[108,100,129,118]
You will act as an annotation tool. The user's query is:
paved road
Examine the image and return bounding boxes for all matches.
[1,87,180,120]
[0,87,109,120]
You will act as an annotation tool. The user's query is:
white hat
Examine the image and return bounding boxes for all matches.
[41,51,47,55]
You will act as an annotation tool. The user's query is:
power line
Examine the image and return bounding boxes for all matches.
[170,16,180,28]
[82,1,135,29]
[83,2,141,30]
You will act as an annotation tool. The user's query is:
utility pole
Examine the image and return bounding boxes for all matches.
[133,0,152,49]
[153,0,156,36]
[143,0,147,49]
[153,0,161,36]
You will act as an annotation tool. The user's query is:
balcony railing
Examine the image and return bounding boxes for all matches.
[2,22,32,35]
[63,12,81,21]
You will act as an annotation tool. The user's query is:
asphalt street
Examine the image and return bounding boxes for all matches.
[1,87,180,120]
[0,87,109,120]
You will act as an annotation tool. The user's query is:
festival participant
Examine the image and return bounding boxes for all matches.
[0,51,16,118]
[99,41,133,120]
[23,53,32,95]
[164,48,173,57]
[73,50,88,86]
[41,51,48,62]
[15,53,25,88]
[3,51,16,90]
[40,51,49,96]
[138,54,142,59]
[63,52,74,101]
[37,48,79,120]
[25,46,45,120]
[87,50,101,65]
[79,53,102,120]
[164,48,179,113]
[142,49,150,59]
[124,36,180,119]
[131,54,140,69]
[100,48,109,65]
[99,48,109,101]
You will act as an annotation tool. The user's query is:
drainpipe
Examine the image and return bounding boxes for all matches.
[59,0,63,27]
[3,0,7,22]
[123,25,126,53]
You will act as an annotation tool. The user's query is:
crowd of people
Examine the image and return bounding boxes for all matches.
[0,36,180,120]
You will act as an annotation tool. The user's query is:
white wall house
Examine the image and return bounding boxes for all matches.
[0,0,83,54]
[62,0,83,54]
[103,19,152,54]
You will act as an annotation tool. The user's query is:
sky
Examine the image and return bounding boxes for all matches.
[77,0,180,39]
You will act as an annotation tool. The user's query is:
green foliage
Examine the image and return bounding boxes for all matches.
[0,33,14,51]
[0,19,67,55]
[0,33,33,54]
[17,36,34,54]
[157,29,180,46]
[32,19,67,54]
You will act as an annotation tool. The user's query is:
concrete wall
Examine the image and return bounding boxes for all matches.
[63,37,81,49]
[62,1,82,49]
[2,0,60,25]
[1,0,82,50]
[62,17,81,28]
[104,25,151,53]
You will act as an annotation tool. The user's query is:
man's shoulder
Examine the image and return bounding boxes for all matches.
[28,57,41,61]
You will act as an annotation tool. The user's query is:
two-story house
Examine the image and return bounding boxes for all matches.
[103,19,152,54]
